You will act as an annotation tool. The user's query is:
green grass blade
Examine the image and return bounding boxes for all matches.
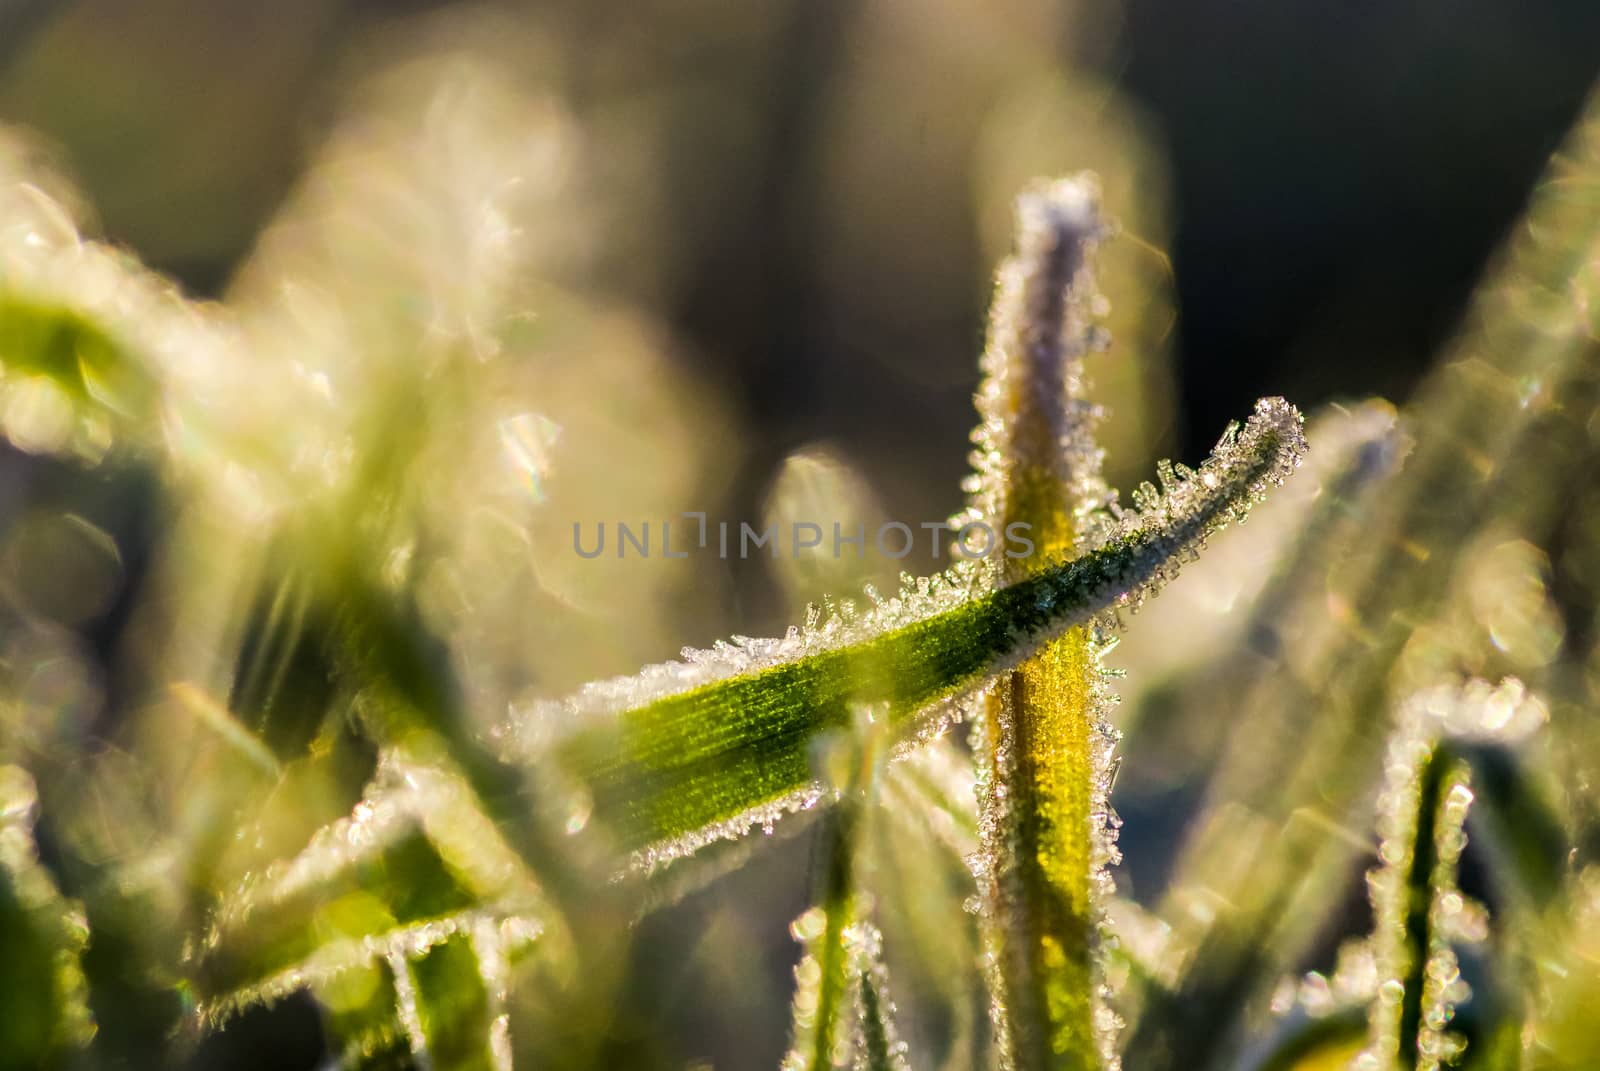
[317,958,411,1070]
[194,755,550,1020]
[966,176,1116,1071]
[1366,719,1480,1071]
[0,766,94,1068]
[806,732,876,1071]
[782,713,888,1071]
[857,951,910,1071]
[544,395,1301,861]
[400,932,507,1071]
[1397,750,1450,1071]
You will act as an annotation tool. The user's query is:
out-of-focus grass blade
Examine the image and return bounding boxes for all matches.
[1246,1007,1367,1071]
[197,826,479,1002]
[1447,742,1568,915]
[1128,84,1600,1071]
[0,295,158,427]
[193,755,552,1019]
[400,933,507,1071]
[0,765,94,1069]
[317,958,411,1071]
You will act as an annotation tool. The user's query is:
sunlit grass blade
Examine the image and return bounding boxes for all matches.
[964,176,1119,1071]
[396,930,512,1071]
[536,396,1302,863]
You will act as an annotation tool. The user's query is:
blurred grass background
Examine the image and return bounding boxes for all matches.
[4,2,1600,1067]
[6,3,1600,630]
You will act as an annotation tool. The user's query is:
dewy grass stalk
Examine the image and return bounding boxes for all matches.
[966,178,1118,1071]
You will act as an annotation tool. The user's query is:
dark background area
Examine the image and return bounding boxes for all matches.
[1120,0,1600,432]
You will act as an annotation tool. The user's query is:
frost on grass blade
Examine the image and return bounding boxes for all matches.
[971,637,1125,1071]
[1360,749,1475,1071]
[0,765,95,1065]
[193,753,549,1035]
[514,399,1304,864]
[1357,680,1542,1071]
[962,175,1122,1071]
[780,706,896,1071]
[856,929,912,1071]
[392,926,514,1071]
[783,915,911,1071]
[956,174,1115,560]
[1115,399,1406,703]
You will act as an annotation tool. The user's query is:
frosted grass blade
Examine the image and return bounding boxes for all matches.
[542,396,1303,860]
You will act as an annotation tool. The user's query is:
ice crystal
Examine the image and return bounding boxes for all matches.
[196,751,549,1033]
[1356,679,1539,1071]
[955,175,1115,559]
[782,915,911,1071]
[625,785,833,874]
